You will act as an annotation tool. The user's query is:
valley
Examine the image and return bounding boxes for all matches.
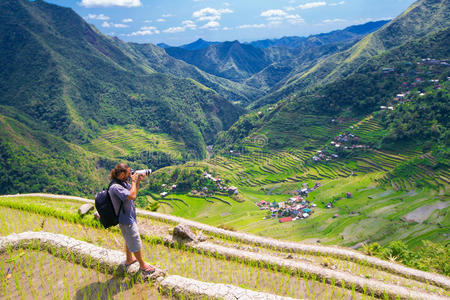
[0,0,448,298]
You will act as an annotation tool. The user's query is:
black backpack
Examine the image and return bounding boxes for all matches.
[95,180,127,229]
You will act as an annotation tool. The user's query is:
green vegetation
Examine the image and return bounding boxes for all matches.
[0,195,447,300]
[0,1,449,293]
[0,0,242,159]
[362,240,449,275]
[0,109,106,196]
[252,0,450,109]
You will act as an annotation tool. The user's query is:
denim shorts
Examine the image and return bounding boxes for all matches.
[119,222,142,253]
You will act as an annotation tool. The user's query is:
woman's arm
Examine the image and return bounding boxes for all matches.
[127,173,145,200]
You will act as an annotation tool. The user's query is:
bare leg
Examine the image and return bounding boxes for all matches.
[133,250,151,269]
[125,244,135,264]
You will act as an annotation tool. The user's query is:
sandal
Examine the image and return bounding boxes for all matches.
[125,259,138,268]
[140,265,156,274]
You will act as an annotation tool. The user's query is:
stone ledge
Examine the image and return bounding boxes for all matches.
[158,275,297,300]
[1,193,449,290]
[163,236,448,300]
[0,231,296,300]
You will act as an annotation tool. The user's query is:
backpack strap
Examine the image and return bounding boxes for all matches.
[108,179,128,217]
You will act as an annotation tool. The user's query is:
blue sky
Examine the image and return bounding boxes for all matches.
[46,0,417,46]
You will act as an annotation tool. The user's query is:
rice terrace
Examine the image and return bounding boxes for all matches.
[0,0,449,299]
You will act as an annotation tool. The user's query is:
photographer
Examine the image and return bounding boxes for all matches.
[109,163,155,274]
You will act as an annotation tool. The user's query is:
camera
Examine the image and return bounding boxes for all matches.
[130,169,152,176]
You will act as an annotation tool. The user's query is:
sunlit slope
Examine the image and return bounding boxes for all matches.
[252,0,450,109]
[0,0,241,158]
[0,107,105,195]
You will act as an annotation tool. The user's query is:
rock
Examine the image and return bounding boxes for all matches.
[286,254,294,259]
[196,231,208,242]
[124,262,166,282]
[173,224,197,243]
[78,204,94,216]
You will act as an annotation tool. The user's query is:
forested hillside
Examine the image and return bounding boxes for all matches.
[251,0,450,109]
[0,0,245,194]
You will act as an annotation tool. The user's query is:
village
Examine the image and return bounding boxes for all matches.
[159,170,239,198]
[313,131,369,162]
[312,57,449,164]
[256,182,322,223]
[380,57,448,109]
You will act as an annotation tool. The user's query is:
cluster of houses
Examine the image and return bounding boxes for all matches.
[380,57,449,109]
[160,184,178,197]
[159,171,238,198]
[313,132,368,162]
[190,171,238,197]
[418,58,449,66]
[256,183,321,222]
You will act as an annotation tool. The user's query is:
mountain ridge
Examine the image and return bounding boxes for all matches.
[251,0,450,109]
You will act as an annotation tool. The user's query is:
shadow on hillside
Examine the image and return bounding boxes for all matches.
[75,277,133,300]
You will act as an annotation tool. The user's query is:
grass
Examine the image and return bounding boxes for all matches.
[82,125,185,159]
[0,205,368,299]
[0,249,165,300]
[0,197,448,298]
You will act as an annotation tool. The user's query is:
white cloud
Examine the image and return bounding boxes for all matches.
[285,6,296,11]
[298,1,326,9]
[224,2,230,6]
[261,9,287,18]
[329,1,345,6]
[101,22,129,28]
[85,14,110,20]
[238,24,266,29]
[157,18,166,22]
[113,23,129,28]
[222,26,232,30]
[79,0,141,8]
[130,26,160,36]
[162,14,173,18]
[141,26,159,31]
[163,26,186,33]
[122,18,133,23]
[286,14,305,24]
[182,20,197,29]
[193,7,233,22]
[200,21,220,29]
[322,18,346,23]
[261,9,304,25]
[144,20,152,23]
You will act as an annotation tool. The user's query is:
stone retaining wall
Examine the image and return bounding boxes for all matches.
[164,238,448,300]
[2,193,449,290]
[157,275,296,300]
[0,231,296,300]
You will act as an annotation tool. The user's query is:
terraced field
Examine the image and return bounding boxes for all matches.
[82,125,185,159]
[167,113,450,253]
[206,114,448,194]
[0,195,448,299]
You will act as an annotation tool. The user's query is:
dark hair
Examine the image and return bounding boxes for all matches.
[110,163,130,180]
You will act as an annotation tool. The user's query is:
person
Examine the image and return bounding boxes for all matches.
[109,163,155,274]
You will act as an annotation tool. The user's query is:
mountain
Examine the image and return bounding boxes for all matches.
[126,42,264,104]
[248,20,389,49]
[244,40,355,92]
[0,0,247,194]
[156,42,172,49]
[165,41,297,82]
[0,0,245,157]
[180,38,221,50]
[217,27,450,152]
[251,0,450,108]
[163,21,387,89]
